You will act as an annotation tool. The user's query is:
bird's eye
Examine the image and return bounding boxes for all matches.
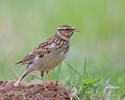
[66,29,70,31]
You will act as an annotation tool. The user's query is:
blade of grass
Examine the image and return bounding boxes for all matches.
[65,62,82,78]
[83,56,88,80]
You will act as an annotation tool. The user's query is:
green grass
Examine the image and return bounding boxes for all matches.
[66,59,121,100]
[0,0,125,99]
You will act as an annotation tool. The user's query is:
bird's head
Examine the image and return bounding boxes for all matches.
[55,25,79,41]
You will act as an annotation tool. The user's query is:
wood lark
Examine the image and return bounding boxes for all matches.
[15,25,79,86]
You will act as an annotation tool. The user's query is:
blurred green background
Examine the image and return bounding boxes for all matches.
[0,0,125,97]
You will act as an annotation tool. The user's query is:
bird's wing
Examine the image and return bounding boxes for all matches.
[16,37,55,65]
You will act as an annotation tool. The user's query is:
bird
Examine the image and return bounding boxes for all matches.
[15,25,79,86]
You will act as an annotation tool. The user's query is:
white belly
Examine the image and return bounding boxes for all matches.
[33,50,65,71]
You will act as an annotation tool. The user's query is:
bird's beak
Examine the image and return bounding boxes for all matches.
[72,28,80,32]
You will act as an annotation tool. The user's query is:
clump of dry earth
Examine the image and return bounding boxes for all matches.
[0,80,70,100]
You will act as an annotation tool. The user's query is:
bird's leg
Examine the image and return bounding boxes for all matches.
[41,71,45,84]
[46,71,55,86]
[46,71,52,82]
[41,71,46,89]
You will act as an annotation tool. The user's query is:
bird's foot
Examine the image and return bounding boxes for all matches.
[50,81,55,86]
[49,80,59,87]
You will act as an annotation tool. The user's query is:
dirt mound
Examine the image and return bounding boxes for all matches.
[0,80,70,100]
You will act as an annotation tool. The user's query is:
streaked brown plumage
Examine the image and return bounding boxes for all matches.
[15,25,79,86]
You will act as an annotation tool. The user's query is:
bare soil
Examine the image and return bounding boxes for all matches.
[0,80,70,100]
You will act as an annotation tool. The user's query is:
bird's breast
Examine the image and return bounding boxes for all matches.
[33,48,66,71]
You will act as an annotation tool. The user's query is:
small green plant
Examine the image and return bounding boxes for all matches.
[66,57,119,100]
